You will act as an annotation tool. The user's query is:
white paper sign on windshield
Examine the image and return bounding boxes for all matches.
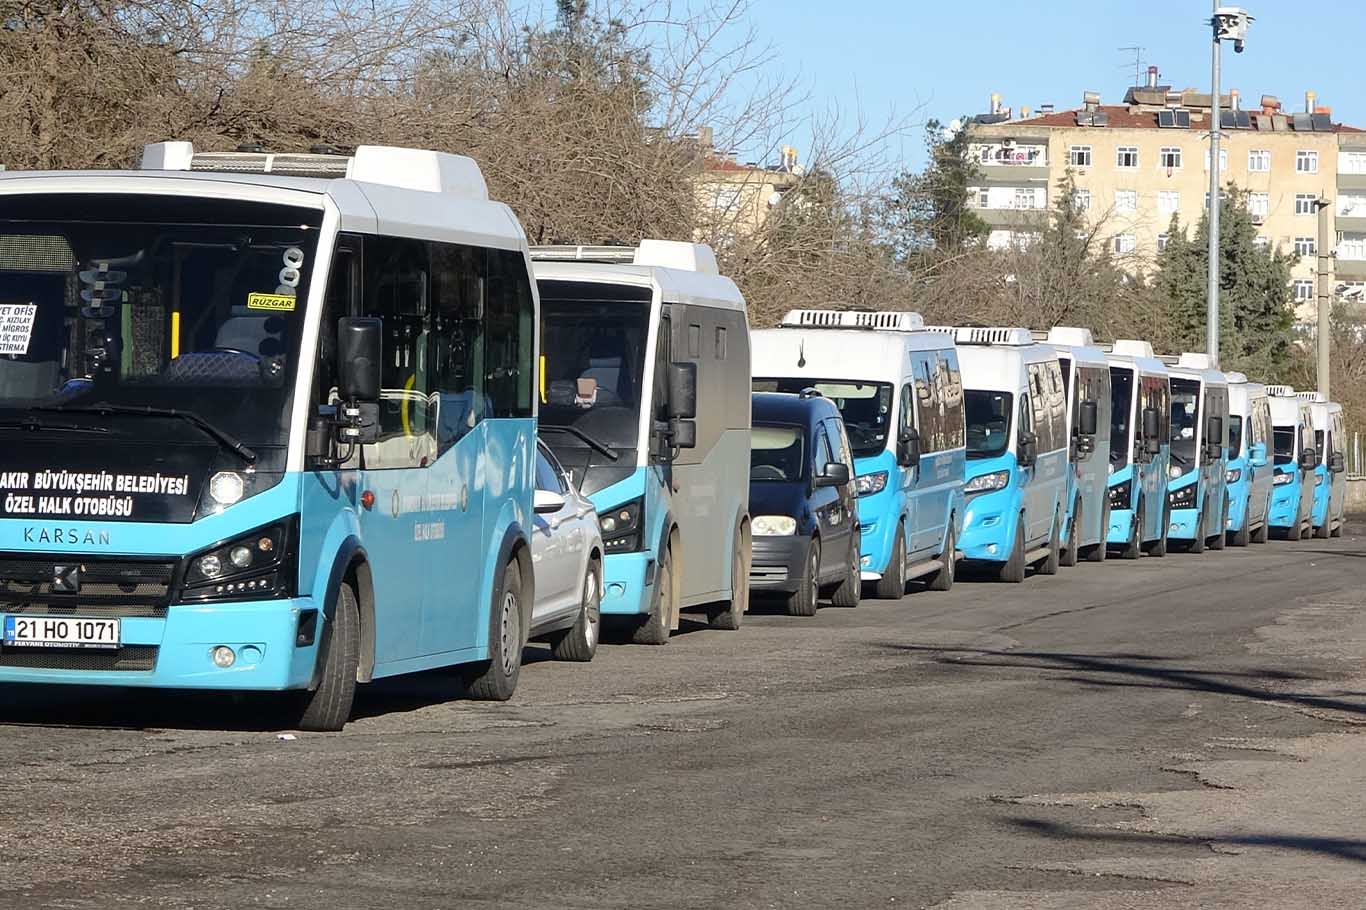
[0,303,37,355]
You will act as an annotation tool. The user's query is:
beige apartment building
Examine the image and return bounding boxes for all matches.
[967,74,1366,325]
[693,127,802,242]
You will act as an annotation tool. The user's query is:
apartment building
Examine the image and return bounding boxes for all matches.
[967,71,1366,323]
[693,127,802,242]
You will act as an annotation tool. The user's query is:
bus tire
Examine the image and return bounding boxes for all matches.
[874,524,908,599]
[1060,499,1080,568]
[551,560,600,662]
[708,521,749,630]
[296,580,360,733]
[1208,496,1228,550]
[1251,518,1269,544]
[996,517,1027,583]
[1084,502,1110,562]
[785,537,820,616]
[464,560,525,700]
[1314,518,1331,539]
[1331,520,1343,538]
[1187,509,1206,554]
[632,544,674,645]
[830,531,862,607]
[927,524,956,592]
[1119,504,1142,560]
[1231,518,1251,548]
[1036,507,1061,575]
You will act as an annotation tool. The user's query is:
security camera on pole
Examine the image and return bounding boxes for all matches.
[1207,5,1254,366]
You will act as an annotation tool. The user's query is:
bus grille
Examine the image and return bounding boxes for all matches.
[0,646,158,672]
[0,554,176,618]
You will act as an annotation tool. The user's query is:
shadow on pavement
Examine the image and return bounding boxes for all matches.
[1009,816,1366,864]
[886,644,1365,717]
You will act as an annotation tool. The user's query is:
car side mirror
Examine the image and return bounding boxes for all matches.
[1078,400,1099,437]
[338,317,382,402]
[814,462,851,488]
[670,418,697,450]
[897,428,921,468]
[1330,452,1346,473]
[1018,432,1038,467]
[534,489,566,514]
[668,362,697,420]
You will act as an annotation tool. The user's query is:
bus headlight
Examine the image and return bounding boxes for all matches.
[1225,468,1241,484]
[855,471,889,496]
[965,471,1010,496]
[1108,479,1131,509]
[1168,483,1196,510]
[209,471,245,506]
[598,497,643,553]
[1169,464,1184,479]
[752,515,798,536]
[181,521,293,602]
[1273,472,1294,486]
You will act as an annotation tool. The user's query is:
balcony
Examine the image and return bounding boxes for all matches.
[1335,258,1366,280]
[1337,174,1366,192]
[975,208,1050,228]
[979,164,1050,184]
[1335,216,1366,233]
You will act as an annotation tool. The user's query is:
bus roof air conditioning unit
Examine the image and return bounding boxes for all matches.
[1046,326,1095,347]
[1294,390,1327,403]
[1266,384,1296,397]
[529,240,718,274]
[1177,352,1217,369]
[955,326,1034,346]
[1112,339,1155,358]
[781,309,925,331]
[1223,371,1249,383]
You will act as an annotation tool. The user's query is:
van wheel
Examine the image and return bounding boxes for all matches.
[786,537,820,617]
[1251,517,1269,544]
[1284,519,1301,541]
[1036,507,1061,575]
[1060,499,1080,568]
[1208,496,1228,550]
[464,560,525,700]
[1187,509,1206,554]
[927,525,956,592]
[708,522,749,630]
[1314,517,1331,539]
[996,517,1027,583]
[1146,505,1170,557]
[295,580,360,732]
[829,532,862,607]
[1331,520,1343,538]
[874,524,907,599]
[1119,505,1142,560]
[551,561,600,662]
[1231,517,1251,547]
[1084,502,1110,562]
[632,545,673,645]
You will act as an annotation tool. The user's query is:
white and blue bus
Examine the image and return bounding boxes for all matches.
[752,310,965,597]
[1296,391,1347,538]
[1044,327,1111,565]
[943,327,1069,583]
[1224,373,1273,546]
[531,242,752,643]
[1104,340,1171,558]
[1165,353,1230,553]
[0,143,540,730]
[1266,386,1317,539]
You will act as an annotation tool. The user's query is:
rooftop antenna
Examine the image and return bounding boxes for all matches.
[1119,46,1147,86]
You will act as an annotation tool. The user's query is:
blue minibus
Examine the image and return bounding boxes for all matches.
[531,242,752,643]
[1104,340,1172,558]
[1297,392,1348,538]
[752,309,965,597]
[1224,373,1273,546]
[943,326,1069,583]
[1044,327,1111,565]
[1266,386,1317,539]
[0,142,540,729]
[1165,353,1230,553]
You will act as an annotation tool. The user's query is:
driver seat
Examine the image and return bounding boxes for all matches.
[160,316,282,386]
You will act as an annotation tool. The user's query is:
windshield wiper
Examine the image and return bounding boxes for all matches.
[0,415,109,435]
[539,424,620,461]
[36,404,257,465]
[1170,450,1190,466]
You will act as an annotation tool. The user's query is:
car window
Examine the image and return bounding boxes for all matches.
[828,418,856,474]
[815,425,835,470]
[751,424,804,482]
[535,444,565,493]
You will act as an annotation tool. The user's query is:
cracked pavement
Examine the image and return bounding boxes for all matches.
[2,528,1365,908]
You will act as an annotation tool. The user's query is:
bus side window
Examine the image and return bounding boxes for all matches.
[942,352,965,450]
[315,236,361,414]
[430,241,486,450]
[485,249,535,418]
[361,235,433,464]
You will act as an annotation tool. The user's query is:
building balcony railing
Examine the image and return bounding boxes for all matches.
[975,208,1051,228]
[979,164,1050,184]
[1335,258,1366,279]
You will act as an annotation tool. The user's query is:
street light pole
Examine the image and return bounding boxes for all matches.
[1316,198,1333,398]
[1207,1,1222,365]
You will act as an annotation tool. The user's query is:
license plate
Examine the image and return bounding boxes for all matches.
[3,616,121,650]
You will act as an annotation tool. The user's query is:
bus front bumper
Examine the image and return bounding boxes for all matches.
[0,598,320,690]
[1168,507,1201,541]
[1107,507,1136,544]
[1269,485,1301,528]
[600,550,653,616]
[960,489,1016,564]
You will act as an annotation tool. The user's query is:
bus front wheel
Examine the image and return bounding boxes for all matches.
[295,580,361,732]
[632,544,674,645]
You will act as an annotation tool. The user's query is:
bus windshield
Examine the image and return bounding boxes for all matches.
[1274,427,1296,465]
[1109,367,1133,466]
[1170,378,1201,469]
[1228,415,1243,460]
[752,378,892,458]
[965,390,1013,459]
[0,194,320,452]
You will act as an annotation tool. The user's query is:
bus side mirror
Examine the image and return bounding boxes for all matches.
[670,418,696,450]
[1078,400,1099,437]
[1205,415,1223,447]
[1330,452,1346,474]
[1299,447,1318,471]
[1251,442,1269,468]
[668,362,697,420]
[1141,407,1161,450]
[338,317,382,402]
[1018,432,1038,467]
[897,428,921,468]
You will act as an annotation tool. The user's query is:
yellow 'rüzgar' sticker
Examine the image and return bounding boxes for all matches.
[247,293,297,312]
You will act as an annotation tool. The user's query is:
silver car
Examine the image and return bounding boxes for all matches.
[530,440,604,661]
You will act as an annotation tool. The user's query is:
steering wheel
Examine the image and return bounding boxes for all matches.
[213,347,259,358]
[750,464,786,482]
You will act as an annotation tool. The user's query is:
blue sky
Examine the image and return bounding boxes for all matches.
[750,0,1363,170]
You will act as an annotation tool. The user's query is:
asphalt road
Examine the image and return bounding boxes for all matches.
[3,529,1366,909]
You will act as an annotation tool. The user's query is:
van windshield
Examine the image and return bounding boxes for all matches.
[753,378,891,458]
[0,193,320,451]
[1228,415,1243,459]
[751,424,804,482]
[1170,378,1201,469]
[965,390,1013,459]
[1109,367,1133,466]
[1274,427,1295,465]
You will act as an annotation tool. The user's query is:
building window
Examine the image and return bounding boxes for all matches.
[1014,188,1038,209]
[1339,194,1366,217]
[1113,234,1136,254]
[1339,233,1366,260]
[1247,193,1270,218]
[1115,190,1138,213]
[1342,151,1366,175]
[1248,149,1271,172]
[1253,235,1270,251]
[1116,146,1139,169]
[978,189,990,208]
[1204,148,1228,171]
[1160,147,1182,169]
[1295,194,1318,215]
[1204,191,1228,210]
[1069,145,1092,167]
[1157,233,1170,252]
[1073,189,1091,212]
[1294,279,1314,301]
[1158,191,1180,215]
[1296,150,1319,174]
[1294,237,1316,257]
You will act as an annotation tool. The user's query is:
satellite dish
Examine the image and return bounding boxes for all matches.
[949,118,963,132]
